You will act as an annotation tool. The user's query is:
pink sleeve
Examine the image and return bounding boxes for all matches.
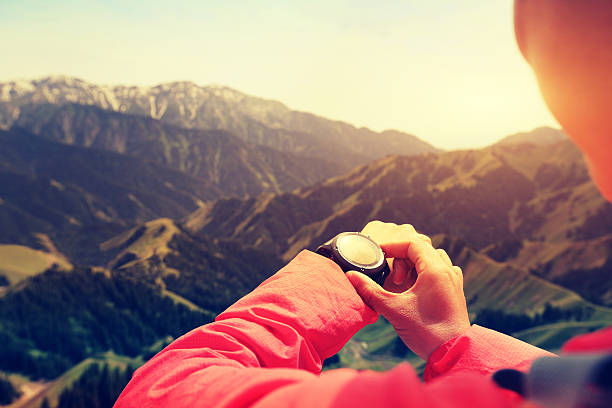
[114,250,549,408]
[114,250,378,407]
[424,324,555,381]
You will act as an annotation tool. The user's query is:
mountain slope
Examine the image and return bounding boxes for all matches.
[13,103,347,196]
[183,141,612,305]
[507,236,612,305]
[0,128,222,261]
[0,77,440,166]
[0,265,212,381]
[100,218,283,314]
[0,245,71,288]
[184,141,591,255]
[0,219,283,384]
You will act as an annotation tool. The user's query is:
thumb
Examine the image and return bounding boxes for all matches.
[346,271,392,313]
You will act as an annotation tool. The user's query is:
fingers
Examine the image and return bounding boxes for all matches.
[437,249,452,267]
[359,221,470,360]
[396,258,418,287]
[391,258,410,285]
[363,221,453,278]
[418,233,432,246]
[362,220,416,238]
[452,266,464,289]
[381,237,446,273]
[360,220,383,237]
[346,270,394,312]
[382,258,418,293]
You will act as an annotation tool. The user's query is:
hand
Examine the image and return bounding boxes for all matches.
[346,221,470,360]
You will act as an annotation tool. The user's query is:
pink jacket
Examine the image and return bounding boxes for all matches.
[115,251,605,407]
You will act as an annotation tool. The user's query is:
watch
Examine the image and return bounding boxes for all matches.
[315,232,390,286]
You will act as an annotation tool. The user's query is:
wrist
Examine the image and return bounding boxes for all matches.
[427,323,471,358]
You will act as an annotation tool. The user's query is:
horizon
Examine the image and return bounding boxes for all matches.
[0,0,561,149]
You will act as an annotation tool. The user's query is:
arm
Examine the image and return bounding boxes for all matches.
[424,324,554,380]
[114,251,378,407]
[115,229,550,408]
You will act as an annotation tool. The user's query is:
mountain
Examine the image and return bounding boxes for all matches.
[3,134,612,406]
[100,218,283,313]
[0,76,440,166]
[106,218,606,319]
[13,102,346,196]
[0,128,224,261]
[183,140,612,305]
[507,235,612,305]
[2,78,610,404]
[495,126,567,146]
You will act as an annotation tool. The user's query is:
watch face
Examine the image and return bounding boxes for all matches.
[336,233,384,269]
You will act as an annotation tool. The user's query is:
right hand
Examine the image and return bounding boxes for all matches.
[346,221,470,360]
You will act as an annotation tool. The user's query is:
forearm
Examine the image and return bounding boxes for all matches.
[115,251,377,407]
[214,251,378,368]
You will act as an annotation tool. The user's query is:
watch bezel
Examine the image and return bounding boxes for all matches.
[316,232,390,286]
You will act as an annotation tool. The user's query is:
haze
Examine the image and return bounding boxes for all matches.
[0,0,560,149]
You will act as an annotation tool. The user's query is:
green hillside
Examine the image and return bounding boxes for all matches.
[0,245,71,287]
[101,219,284,314]
[10,352,140,408]
[0,223,286,406]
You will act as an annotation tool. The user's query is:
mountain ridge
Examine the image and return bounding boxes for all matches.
[0,128,222,262]
[13,103,347,196]
[0,76,440,166]
[182,140,612,305]
[495,126,567,146]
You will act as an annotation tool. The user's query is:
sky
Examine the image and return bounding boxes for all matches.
[0,0,560,150]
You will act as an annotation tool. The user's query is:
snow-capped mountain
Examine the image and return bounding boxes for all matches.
[0,76,439,165]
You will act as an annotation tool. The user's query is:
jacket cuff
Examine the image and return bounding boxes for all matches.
[423,324,555,381]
